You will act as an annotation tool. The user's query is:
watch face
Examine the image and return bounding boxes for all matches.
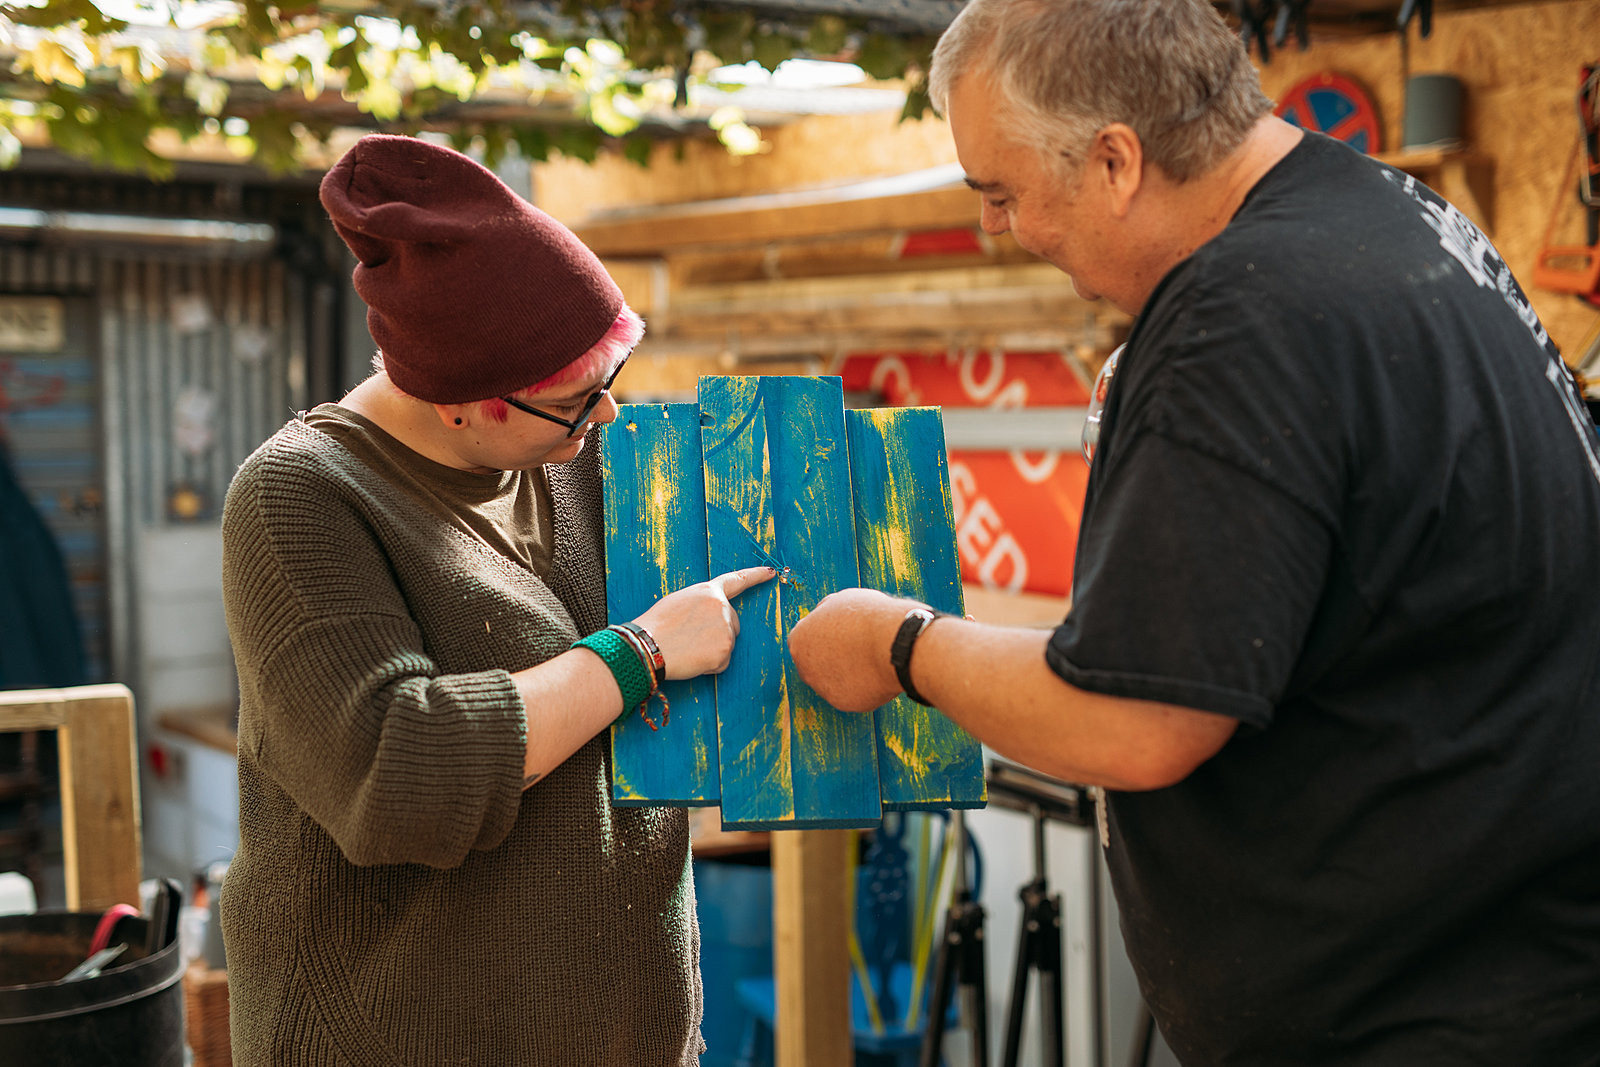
[893,609,936,663]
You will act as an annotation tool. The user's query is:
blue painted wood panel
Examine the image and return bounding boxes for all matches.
[845,408,987,810]
[600,403,720,806]
[700,375,883,830]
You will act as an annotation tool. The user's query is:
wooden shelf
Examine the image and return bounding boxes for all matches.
[1373,146,1495,235]
[157,706,239,755]
[687,806,771,858]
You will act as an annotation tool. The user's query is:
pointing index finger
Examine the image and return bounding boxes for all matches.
[712,565,778,599]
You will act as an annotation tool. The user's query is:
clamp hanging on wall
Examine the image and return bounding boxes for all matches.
[1533,65,1600,307]
[1397,0,1434,39]
[1234,0,1275,63]
[1274,0,1313,53]
[1233,0,1313,65]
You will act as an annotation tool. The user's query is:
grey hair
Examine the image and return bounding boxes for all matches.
[928,0,1273,182]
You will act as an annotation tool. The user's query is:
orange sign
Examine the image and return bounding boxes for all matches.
[841,351,1090,597]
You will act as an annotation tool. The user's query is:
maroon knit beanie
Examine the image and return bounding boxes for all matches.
[319,133,624,404]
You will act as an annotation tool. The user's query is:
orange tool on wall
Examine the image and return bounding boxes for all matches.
[1533,64,1600,306]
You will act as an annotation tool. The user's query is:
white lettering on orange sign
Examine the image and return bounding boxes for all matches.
[955,350,1063,485]
[950,460,1029,593]
[957,349,1005,401]
[869,355,921,406]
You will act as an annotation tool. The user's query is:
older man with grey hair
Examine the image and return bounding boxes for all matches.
[790,1,1600,1063]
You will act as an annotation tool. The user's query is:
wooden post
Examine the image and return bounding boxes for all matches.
[0,684,141,911]
[772,829,854,1067]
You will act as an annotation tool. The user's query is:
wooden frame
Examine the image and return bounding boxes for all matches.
[0,684,141,911]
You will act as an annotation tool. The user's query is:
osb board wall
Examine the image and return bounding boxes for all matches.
[536,0,1598,358]
[1253,0,1599,359]
[534,106,958,223]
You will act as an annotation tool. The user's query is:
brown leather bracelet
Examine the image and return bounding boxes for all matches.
[615,621,667,686]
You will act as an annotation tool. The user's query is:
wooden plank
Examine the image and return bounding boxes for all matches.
[772,830,855,1067]
[656,283,1094,341]
[0,690,68,731]
[845,408,987,810]
[600,403,720,806]
[156,706,239,755]
[632,328,1091,363]
[601,257,669,317]
[0,685,141,911]
[674,261,1078,306]
[59,686,142,911]
[575,184,979,257]
[666,232,1041,287]
[700,375,882,830]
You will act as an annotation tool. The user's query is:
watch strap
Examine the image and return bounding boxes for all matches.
[889,607,940,707]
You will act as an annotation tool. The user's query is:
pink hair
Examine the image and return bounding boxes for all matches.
[475,306,644,423]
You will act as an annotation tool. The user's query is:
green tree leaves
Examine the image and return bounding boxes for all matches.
[0,1,930,176]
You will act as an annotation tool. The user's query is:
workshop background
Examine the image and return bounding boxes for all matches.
[1,1,1597,1066]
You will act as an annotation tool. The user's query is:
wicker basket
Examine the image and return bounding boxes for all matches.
[183,961,232,1067]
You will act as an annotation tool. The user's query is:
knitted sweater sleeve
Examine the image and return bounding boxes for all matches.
[221,435,527,869]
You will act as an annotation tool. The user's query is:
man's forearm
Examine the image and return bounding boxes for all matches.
[905,618,1238,791]
[790,587,1239,789]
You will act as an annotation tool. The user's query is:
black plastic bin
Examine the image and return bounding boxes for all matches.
[0,883,185,1067]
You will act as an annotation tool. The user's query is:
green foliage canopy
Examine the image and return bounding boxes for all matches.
[0,1,936,177]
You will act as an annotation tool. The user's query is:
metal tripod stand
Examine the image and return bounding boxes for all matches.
[988,761,1096,1067]
[999,799,1065,1067]
[919,763,1098,1067]
[919,810,988,1067]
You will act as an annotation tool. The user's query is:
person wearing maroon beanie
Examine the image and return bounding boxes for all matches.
[219,133,774,1066]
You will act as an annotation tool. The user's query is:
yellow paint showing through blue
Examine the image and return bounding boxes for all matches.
[600,404,721,806]
[703,376,881,830]
[845,408,986,810]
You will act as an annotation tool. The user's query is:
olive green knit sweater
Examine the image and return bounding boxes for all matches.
[219,410,702,1067]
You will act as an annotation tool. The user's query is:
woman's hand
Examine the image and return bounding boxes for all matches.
[633,566,777,679]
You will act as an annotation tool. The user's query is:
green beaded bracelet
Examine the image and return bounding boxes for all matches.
[571,628,651,715]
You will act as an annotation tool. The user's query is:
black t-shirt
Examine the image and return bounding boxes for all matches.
[1048,132,1600,1065]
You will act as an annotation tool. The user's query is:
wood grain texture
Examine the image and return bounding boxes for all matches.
[600,404,720,806]
[700,375,882,830]
[845,408,987,811]
[0,685,142,910]
[772,830,855,1067]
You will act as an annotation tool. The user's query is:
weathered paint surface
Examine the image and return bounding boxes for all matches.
[845,408,987,810]
[701,375,882,830]
[600,403,720,806]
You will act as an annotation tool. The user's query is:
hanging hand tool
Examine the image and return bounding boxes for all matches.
[1582,65,1600,251]
[58,944,128,983]
[1233,0,1275,63]
[1397,0,1433,38]
[1274,0,1312,52]
[1534,65,1600,305]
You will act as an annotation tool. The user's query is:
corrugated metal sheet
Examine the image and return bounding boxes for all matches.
[0,244,309,686]
[98,256,305,525]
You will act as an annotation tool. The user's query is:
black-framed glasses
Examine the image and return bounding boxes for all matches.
[501,357,627,438]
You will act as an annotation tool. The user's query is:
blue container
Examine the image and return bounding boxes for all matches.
[694,856,774,1067]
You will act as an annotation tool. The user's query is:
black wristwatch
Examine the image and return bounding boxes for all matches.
[889,607,941,707]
